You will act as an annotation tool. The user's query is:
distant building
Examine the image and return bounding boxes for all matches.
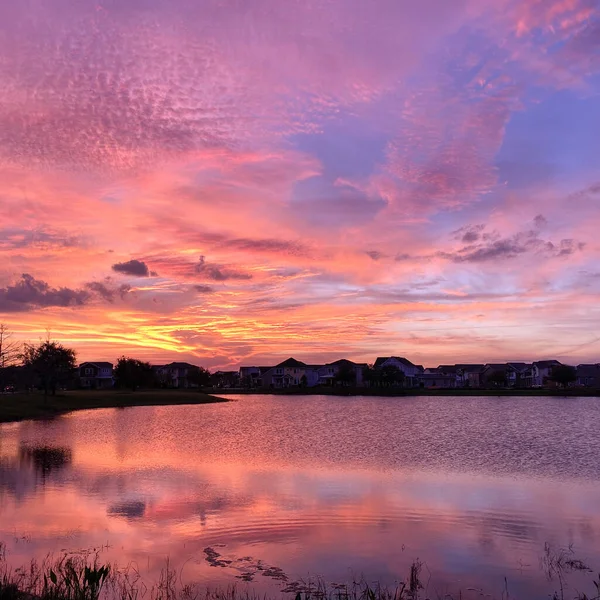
[239,366,271,388]
[317,359,367,387]
[453,364,484,387]
[262,358,307,388]
[211,370,239,388]
[156,362,198,388]
[506,363,533,388]
[417,370,457,388]
[532,360,562,387]
[374,357,423,387]
[79,362,114,389]
[576,364,600,387]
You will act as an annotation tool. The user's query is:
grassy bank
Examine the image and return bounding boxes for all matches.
[1,543,598,600]
[213,386,600,397]
[0,389,228,424]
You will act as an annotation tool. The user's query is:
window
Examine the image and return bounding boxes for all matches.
[84,367,93,375]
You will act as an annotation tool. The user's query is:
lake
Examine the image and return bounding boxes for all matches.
[1,394,600,599]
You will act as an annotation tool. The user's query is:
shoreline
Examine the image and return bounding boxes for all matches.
[0,389,229,424]
[212,386,600,397]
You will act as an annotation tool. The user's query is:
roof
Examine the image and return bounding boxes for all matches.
[533,360,562,367]
[275,357,307,368]
[576,364,600,377]
[327,358,355,366]
[484,363,511,370]
[326,358,368,368]
[458,364,485,373]
[437,365,458,373]
[374,356,417,369]
[507,362,531,371]
[80,362,113,369]
[162,362,198,369]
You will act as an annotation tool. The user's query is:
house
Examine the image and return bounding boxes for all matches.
[317,359,367,386]
[532,360,562,387]
[79,362,114,389]
[374,357,423,387]
[211,371,239,388]
[239,366,272,388]
[157,362,198,388]
[482,364,513,387]
[261,358,307,388]
[506,363,533,388]
[576,364,600,387]
[303,365,322,387]
[417,371,457,388]
[455,364,485,388]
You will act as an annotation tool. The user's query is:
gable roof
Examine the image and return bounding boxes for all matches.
[484,363,512,371]
[458,364,485,373]
[80,362,113,369]
[275,357,307,368]
[163,362,197,369]
[533,360,562,368]
[576,364,600,377]
[374,356,417,369]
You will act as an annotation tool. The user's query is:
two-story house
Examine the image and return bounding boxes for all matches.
[239,366,272,388]
[317,359,367,386]
[261,358,307,388]
[374,357,424,387]
[576,364,600,387]
[157,362,198,388]
[79,362,114,389]
[532,360,562,387]
[506,363,533,388]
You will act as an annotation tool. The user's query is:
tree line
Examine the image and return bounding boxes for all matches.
[0,323,211,396]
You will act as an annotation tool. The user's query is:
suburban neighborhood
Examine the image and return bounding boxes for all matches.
[72,356,600,390]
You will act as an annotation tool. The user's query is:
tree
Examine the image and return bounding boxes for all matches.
[380,365,405,387]
[114,356,154,391]
[551,365,576,388]
[335,363,356,387]
[0,324,21,390]
[21,340,77,396]
[486,370,506,388]
[187,365,211,388]
[0,324,20,368]
[362,364,375,387]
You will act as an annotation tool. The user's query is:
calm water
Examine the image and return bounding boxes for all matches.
[1,394,600,599]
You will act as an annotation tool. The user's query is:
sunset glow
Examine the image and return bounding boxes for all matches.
[1,0,599,368]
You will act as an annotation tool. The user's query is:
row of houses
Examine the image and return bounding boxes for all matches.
[79,361,200,389]
[76,357,600,391]
[239,357,600,389]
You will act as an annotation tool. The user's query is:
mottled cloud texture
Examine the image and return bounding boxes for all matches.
[1,0,599,367]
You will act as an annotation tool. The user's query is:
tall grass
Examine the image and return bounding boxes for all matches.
[2,542,600,600]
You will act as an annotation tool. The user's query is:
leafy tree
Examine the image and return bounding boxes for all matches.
[300,374,308,387]
[21,340,77,396]
[551,365,576,388]
[114,356,154,391]
[487,370,506,387]
[362,364,375,387]
[380,365,404,387]
[335,363,356,386]
[187,365,212,388]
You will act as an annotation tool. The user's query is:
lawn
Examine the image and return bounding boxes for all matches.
[0,389,228,424]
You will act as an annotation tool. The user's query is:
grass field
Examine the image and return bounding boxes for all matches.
[0,389,228,424]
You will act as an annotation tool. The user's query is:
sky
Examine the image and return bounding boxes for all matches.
[0,0,599,369]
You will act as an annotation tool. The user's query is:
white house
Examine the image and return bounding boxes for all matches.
[317,359,367,386]
[373,357,423,387]
[532,360,562,387]
[79,362,114,389]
